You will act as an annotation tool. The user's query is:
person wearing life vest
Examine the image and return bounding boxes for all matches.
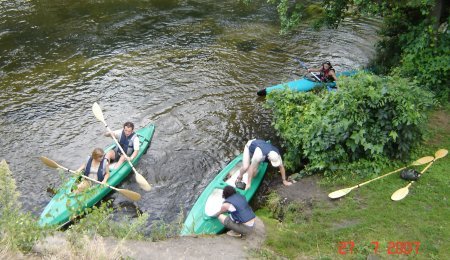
[105,121,140,169]
[236,139,292,191]
[212,185,256,237]
[307,61,338,87]
[74,148,110,193]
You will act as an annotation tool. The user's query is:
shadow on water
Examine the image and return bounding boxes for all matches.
[0,1,380,228]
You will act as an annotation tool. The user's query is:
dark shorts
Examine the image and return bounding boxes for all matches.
[224,216,254,235]
[112,147,130,161]
[113,147,122,160]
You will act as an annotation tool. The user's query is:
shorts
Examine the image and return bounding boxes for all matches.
[112,147,122,161]
[224,216,254,235]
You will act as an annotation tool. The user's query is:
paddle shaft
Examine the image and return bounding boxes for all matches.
[408,159,435,185]
[355,166,409,188]
[56,164,123,192]
[295,59,322,82]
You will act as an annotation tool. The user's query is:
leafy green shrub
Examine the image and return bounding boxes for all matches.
[392,17,450,102]
[0,160,47,252]
[266,72,435,178]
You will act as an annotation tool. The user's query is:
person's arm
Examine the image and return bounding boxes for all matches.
[329,70,338,82]
[212,203,230,218]
[279,164,293,186]
[130,136,140,160]
[327,70,339,89]
[105,129,120,138]
[102,167,110,184]
[76,163,85,173]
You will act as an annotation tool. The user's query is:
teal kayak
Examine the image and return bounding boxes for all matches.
[38,123,155,227]
[257,71,357,96]
[181,154,268,235]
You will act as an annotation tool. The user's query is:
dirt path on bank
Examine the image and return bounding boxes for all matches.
[33,217,266,259]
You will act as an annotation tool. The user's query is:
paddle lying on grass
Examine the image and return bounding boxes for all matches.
[391,149,448,201]
[328,155,435,199]
[92,102,152,191]
[294,58,322,82]
[40,156,141,201]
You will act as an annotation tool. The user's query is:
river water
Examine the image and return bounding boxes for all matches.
[0,0,379,225]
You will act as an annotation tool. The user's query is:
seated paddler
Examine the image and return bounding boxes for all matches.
[74,148,110,193]
[105,121,140,169]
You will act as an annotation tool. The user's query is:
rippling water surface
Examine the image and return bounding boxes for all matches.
[0,0,379,225]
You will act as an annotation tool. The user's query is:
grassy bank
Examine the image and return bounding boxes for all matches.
[256,106,450,259]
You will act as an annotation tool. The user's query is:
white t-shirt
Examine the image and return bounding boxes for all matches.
[113,129,140,151]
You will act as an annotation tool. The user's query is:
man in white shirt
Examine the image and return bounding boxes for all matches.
[105,121,140,169]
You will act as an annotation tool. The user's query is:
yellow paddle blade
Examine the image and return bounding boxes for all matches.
[391,185,411,201]
[435,149,448,159]
[135,173,152,191]
[92,102,106,125]
[118,189,141,201]
[411,156,434,165]
[40,156,60,169]
[328,187,354,199]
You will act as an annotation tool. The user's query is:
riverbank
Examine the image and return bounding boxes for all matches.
[2,107,448,259]
[255,106,450,259]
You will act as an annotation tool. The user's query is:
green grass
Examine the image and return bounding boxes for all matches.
[257,106,450,259]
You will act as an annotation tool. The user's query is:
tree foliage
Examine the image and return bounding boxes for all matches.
[266,73,435,177]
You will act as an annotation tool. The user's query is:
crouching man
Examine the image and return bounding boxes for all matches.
[212,185,255,237]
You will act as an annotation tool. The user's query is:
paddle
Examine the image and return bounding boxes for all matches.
[328,155,435,199]
[294,58,322,82]
[40,156,141,201]
[92,102,152,191]
[391,149,448,201]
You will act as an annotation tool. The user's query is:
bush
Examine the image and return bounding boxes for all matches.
[392,18,450,103]
[266,72,435,178]
[0,160,47,252]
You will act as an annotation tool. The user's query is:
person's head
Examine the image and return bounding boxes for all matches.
[123,122,135,137]
[322,61,332,70]
[92,148,105,161]
[222,185,236,199]
[268,151,282,167]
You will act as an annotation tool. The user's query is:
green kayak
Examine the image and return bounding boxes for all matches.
[181,154,268,235]
[38,123,155,227]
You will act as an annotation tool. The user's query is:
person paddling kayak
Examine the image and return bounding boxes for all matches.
[74,148,110,193]
[105,121,140,169]
[307,61,338,88]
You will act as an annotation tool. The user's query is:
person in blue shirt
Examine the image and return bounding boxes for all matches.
[212,185,255,237]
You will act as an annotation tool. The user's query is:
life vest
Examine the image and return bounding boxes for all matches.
[118,131,136,156]
[84,156,108,182]
[249,140,280,163]
[224,193,256,223]
[320,68,336,82]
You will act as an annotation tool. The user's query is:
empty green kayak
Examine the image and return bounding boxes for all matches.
[181,154,268,235]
